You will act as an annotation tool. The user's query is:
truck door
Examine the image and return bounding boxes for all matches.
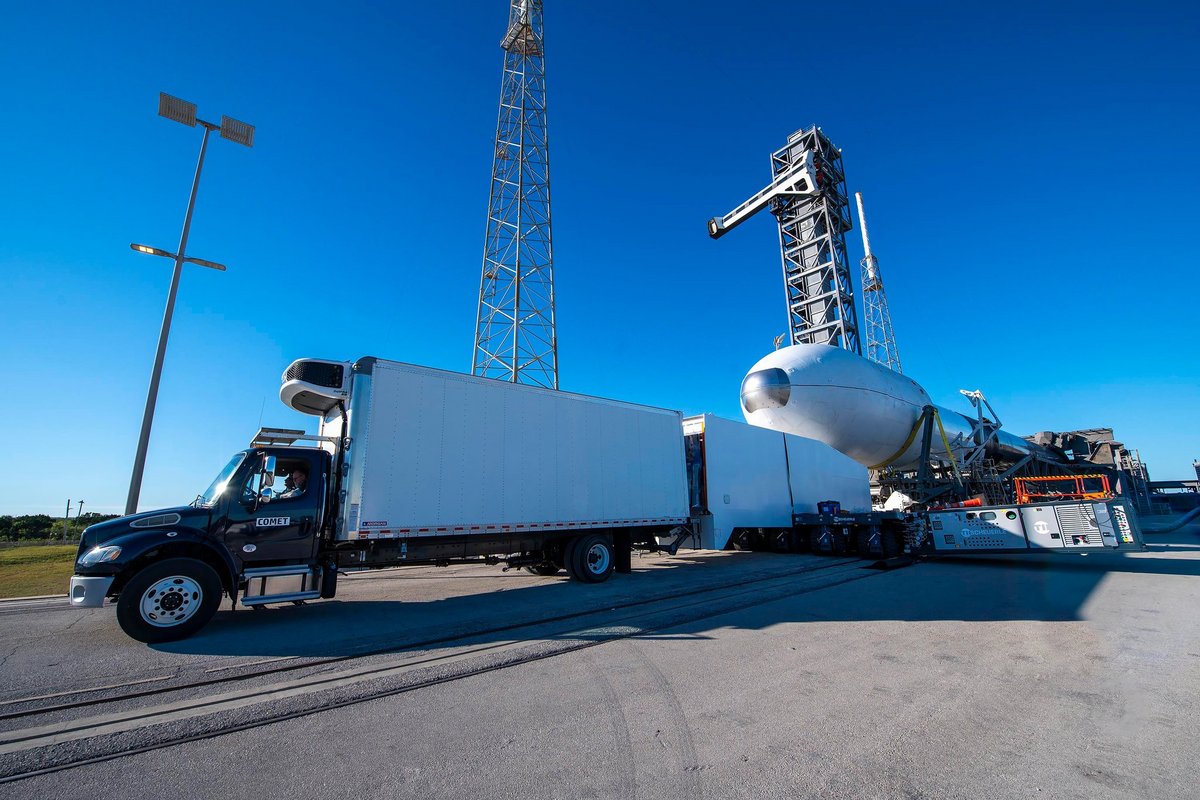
[223,454,323,565]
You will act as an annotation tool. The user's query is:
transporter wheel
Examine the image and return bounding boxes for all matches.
[880,527,904,559]
[855,526,881,559]
[115,558,223,644]
[770,530,792,553]
[524,562,562,576]
[812,526,834,555]
[791,529,811,553]
[571,533,616,583]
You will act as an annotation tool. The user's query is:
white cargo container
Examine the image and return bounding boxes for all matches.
[683,414,871,549]
[330,358,690,544]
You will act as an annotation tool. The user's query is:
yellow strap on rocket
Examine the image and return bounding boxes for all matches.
[933,409,964,484]
[869,408,929,470]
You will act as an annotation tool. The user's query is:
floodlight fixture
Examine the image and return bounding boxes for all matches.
[183,255,227,271]
[158,92,197,127]
[131,242,173,258]
[219,115,255,148]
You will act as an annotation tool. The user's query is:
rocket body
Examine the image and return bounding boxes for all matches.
[740,344,1042,470]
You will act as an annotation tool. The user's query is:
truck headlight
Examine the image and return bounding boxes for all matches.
[77,545,122,567]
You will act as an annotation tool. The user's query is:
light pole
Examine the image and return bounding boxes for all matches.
[124,93,255,516]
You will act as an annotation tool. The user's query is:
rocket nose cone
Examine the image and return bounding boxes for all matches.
[740,367,791,412]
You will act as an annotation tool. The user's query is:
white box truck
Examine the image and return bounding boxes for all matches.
[68,357,690,642]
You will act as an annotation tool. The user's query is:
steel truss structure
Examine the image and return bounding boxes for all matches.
[472,0,558,388]
[855,192,902,373]
[769,127,860,352]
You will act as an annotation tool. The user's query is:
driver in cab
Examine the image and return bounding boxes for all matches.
[277,467,307,500]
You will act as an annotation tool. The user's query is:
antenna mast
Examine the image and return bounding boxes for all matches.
[855,191,902,373]
[472,0,558,388]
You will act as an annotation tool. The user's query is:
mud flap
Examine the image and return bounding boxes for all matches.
[614,530,632,574]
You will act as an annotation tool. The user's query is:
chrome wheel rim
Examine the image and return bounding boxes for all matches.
[140,576,202,627]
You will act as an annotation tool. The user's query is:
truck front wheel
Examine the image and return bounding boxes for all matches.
[115,558,223,643]
[571,534,616,583]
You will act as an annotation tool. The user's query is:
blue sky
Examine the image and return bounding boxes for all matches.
[1,1,1196,515]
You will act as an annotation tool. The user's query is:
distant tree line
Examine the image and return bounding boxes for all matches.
[0,513,119,542]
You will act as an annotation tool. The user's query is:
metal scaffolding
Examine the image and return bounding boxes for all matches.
[472,0,558,388]
[855,191,902,373]
[770,127,860,353]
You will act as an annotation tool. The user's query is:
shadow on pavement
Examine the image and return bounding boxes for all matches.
[152,532,1200,659]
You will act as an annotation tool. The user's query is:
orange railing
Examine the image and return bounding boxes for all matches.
[1014,474,1112,505]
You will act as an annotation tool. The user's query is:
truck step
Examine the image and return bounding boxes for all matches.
[241,565,322,607]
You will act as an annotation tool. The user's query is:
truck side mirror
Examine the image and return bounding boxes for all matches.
[263,456,277,483]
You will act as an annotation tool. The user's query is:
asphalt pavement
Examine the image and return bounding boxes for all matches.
[1,533,1198,799]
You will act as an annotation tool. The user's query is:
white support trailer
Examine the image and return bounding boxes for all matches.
[683,414,873,550]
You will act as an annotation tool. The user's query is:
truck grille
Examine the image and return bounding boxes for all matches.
[285,361,344,389]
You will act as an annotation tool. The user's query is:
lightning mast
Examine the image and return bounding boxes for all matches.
[472,0,558,388]
[855,191,902,373]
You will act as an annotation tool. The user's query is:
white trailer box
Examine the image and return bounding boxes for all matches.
[684,414,870,549]
[330,359,689,541]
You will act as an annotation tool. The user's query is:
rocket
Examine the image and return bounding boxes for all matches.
[740,344,1052,470]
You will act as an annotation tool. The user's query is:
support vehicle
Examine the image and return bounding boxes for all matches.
[70,357,691,642]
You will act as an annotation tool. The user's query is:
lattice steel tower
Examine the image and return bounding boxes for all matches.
[769,127,860,352]
[472,0,558,388]
[855,191,902,373]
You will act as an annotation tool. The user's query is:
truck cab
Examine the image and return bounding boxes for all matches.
[69,440,334,643]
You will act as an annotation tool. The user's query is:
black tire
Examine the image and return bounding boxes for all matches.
[853,527,872,557]
[523,562,561,576]
[856,525,884,559]
[880,527,904,559]
[812,525,834,554]
[571,533,616,583]
[561,536,582,581]
[770,530,792,553]
[115,558,223,644]
[791,529,811,553]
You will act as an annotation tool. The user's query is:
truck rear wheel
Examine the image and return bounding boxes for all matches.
[524,562,561,576]
[571,533,616,583]
[115,558,223,644]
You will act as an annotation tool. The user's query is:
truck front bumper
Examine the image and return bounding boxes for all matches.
[69,575,114,608]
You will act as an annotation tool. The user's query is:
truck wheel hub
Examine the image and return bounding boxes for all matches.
[140,576,202,627]
[585,544,610,574]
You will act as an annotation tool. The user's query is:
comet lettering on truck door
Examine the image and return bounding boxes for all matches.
[256,517,291,527]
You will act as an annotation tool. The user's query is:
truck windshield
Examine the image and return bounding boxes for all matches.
[195,453,247,507]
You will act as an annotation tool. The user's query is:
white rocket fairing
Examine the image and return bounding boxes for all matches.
[740,344,1044,470]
